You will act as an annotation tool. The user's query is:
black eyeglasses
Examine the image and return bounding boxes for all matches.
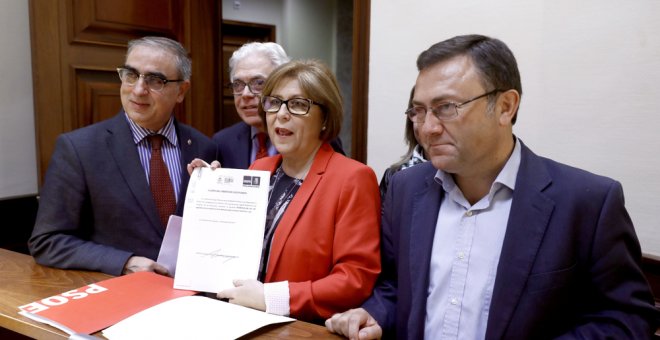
[261,96,322,116]
[406,89,503,123]
[228,78,266,95]
[117,67,184,92]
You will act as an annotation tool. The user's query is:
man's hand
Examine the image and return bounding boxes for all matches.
[186,158,221,175]
[325,308,382,340]
[122,256,169,276]
[217,279,266,311]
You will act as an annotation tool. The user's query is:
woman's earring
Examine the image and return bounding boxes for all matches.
[322,126,327,131]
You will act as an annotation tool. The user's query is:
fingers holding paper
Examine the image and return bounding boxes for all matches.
[186,158,221,175]
[122,256,170,277]
[217,279,266,312]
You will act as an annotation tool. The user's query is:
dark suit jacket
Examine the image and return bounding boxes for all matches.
[363,140,658,339]
[29,112,217,276]
[213,121,345,169]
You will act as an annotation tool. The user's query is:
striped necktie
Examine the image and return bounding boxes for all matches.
[148,134,176,227]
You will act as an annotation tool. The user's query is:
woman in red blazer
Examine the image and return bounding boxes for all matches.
[212,59,381,322]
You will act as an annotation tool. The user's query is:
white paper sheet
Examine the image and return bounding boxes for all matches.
[174,167,270,293]
[18,310,76,335]
[101,296,294,340]
[157,215,183,276]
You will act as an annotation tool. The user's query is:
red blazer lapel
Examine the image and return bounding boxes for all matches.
[263,144,334,281]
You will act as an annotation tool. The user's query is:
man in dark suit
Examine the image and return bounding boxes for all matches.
[29,37,216,277]
[214,42,343,169]
[326,34,658,339]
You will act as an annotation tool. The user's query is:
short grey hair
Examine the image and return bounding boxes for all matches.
[127,36,192,80]
[229,42,290,81]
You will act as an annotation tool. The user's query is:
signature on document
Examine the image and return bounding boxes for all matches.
[195,248,239,264]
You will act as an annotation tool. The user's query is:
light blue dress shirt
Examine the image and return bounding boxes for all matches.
[424,138,521,339]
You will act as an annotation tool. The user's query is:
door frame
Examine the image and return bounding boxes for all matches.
[351,0,370,163]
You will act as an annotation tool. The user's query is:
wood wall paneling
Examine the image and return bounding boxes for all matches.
[30,0,65,187]
[74,68,121,128]
[219,20,274,132]
[69,0,182,46]
[183,0,220,136]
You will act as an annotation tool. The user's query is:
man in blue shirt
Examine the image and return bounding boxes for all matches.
[326,34,658,339]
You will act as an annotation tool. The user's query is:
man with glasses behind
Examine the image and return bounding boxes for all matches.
[326,34,658,339]
[215,42,343,169]
[29,36,216,276]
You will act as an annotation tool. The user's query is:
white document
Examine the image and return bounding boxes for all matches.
[102,295,294,340]
[157,215,183,276]
[174,167,270,293]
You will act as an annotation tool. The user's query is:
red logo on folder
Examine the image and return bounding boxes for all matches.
[18,272,196,335]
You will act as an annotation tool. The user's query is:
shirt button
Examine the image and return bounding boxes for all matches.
[457,252,465,260]
[466,210,473,217]
[450,298,458,305]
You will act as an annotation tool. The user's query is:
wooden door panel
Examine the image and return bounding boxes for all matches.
[74,68,121,128]
[218,20,274,131]
[221,44,241,129]
[69,0,182,45]
[221,45,235,97]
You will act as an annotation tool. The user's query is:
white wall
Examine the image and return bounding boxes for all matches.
[0,1,37,199]
[368,0,660,255]
[222,0,285,43]
[282,0,336,70]
[222,0,336,69]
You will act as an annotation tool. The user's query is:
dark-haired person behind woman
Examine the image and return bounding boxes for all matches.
[190,59,380,323]
[379,86,427,199]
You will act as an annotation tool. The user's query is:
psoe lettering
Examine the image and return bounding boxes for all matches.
[18,283,108,314]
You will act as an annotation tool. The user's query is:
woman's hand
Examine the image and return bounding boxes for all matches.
[216,279,266,312]
[186,158,221,175]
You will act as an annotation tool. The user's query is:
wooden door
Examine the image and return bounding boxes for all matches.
[29,0,220,184]
[217,1,371,162]
[218,20,275,132]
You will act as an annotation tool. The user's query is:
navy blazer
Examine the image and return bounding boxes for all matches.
[363,140,658,339]
[213,121,345,169]
[29,112,217,276]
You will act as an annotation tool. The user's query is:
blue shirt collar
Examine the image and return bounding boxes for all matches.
[434,136,521,193]
[125,112,178,146]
